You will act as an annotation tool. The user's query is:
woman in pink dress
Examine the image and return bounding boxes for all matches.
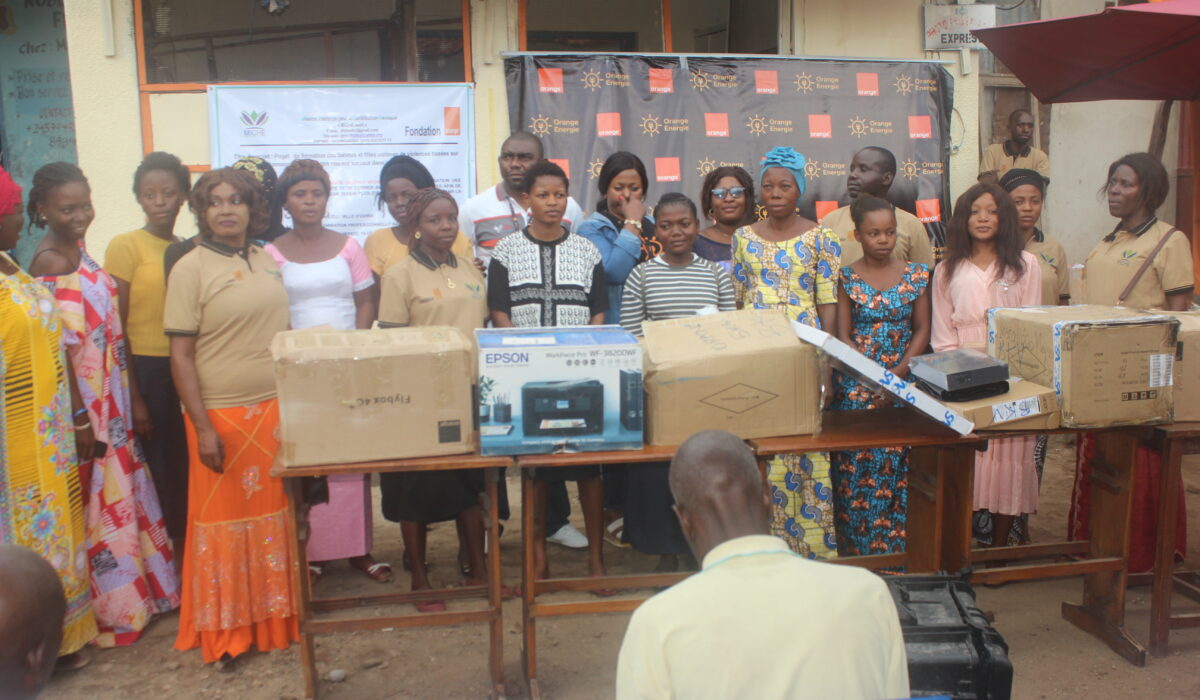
[931,182,1042,547]
[265,159,388,584]
[28,162,179,646]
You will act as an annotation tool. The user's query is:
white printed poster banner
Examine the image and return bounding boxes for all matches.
[208,83,475,242]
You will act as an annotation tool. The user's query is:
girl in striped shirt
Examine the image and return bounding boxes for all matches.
[619,193,736,570]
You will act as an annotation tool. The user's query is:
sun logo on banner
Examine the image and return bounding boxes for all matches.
[528,114,552,138]
[894,74,915,95]
[641,114,662,137]
[847,116,869,138]
[581,70,603,91]
[794,73,815,93]
[689,71,711,91]
[696,158,716,177]
[900,159,920,180]
[804,161,821,181]
[745,114,768,136]
[588,158,605,179]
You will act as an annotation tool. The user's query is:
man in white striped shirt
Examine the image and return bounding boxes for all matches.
[620,193,736,338]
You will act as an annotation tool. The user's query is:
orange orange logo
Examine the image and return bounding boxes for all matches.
[538,67,564,93]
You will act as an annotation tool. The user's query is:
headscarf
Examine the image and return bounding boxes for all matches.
[232,156,284,242]
[0,166,21,217]
[231,156,279,200]
[999,167,1047,195]
[759,146,808,196]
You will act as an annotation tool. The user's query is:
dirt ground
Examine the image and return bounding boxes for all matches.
[41,435,1200,699]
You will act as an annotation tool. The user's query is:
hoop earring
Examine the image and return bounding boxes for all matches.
[414,231,422,239]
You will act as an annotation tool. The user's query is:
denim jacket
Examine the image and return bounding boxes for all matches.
[576,211,654,324]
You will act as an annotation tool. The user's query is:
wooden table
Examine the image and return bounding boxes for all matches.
[758,413,1152,667]
[514,444,684,699]
[271,454,511,700]
[1136,422,1200,657]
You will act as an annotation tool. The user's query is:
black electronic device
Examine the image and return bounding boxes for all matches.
[910,348,1010,393]
[619,369,643,431]
[521,380,604,436]
[915,377,1010,403]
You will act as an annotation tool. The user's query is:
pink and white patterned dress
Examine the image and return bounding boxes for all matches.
[39,246,179,647]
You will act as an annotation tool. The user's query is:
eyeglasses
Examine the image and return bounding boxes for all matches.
[711,187,746,200]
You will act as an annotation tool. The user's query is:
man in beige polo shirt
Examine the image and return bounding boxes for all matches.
[820,146,935,267]
[979,109,1049,182]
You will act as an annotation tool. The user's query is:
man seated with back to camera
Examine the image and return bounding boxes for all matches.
[616,430,910,700]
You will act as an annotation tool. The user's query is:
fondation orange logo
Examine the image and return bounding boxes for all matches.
[444,107,461,136]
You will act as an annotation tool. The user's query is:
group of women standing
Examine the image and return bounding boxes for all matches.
[0,137,1191,673]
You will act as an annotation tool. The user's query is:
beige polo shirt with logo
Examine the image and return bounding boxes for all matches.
[1083,218,1194,310]
[980,142,1050,178]
[164,239,291,409]
[1024,230,1069,305]
[820,204,935,267]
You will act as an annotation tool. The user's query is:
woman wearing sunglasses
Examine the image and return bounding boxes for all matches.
[696,166,755,270]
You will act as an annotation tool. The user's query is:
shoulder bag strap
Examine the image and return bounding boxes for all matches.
[1117,228,1178,303]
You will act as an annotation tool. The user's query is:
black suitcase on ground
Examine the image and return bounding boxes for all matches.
[886,573,1013,700]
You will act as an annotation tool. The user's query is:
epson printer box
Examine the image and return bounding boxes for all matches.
[476,326,644,455]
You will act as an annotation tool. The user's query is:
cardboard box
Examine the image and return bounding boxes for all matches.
[1160,311,1200,422]
[272,327,475,467]
[942,379,1059,431]
[792,321,974,435]
[476,326,643,455]
[987,305,1178,428]
[641,310,820,445]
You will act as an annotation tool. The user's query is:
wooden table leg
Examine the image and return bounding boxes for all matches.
[1061,429,1147,667]
[285,479,319,699]
[485,471,506,698]
[939,444,975,574]
[905,445,940,573]
[1151,435,1184,657]
[520,467,540,697]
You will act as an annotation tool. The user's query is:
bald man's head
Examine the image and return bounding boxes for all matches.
[0,545,66,699]
[669,431,771,559]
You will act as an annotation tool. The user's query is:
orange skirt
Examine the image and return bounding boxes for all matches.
[174,399,298,662]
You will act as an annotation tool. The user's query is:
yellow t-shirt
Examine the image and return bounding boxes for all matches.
[103,228,174,356]
[363,227,474,277]
[1083,219,1194,310]
[820,205,935,267]
[163,240,290,409]
[1024,230,1069,306]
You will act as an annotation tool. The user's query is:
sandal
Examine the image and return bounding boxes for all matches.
[350,556,393,583]
[604,517,629,548]
[415,599,447,613]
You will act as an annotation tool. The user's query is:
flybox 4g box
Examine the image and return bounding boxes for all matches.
[475,326,644,455]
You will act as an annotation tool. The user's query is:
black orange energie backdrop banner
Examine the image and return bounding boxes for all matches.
[505,54,954,247]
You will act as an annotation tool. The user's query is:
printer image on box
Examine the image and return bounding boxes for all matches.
[476,326,643,455]
[522,380,604,436]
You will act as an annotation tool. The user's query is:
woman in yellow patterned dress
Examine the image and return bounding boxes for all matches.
[731,147,841,559]
[0,166,97,664]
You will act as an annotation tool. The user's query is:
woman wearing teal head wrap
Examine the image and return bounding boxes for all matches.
[730,146,841,560]
[759,146,808,194]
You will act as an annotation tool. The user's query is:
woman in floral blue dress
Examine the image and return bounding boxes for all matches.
[830,196,931,556]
